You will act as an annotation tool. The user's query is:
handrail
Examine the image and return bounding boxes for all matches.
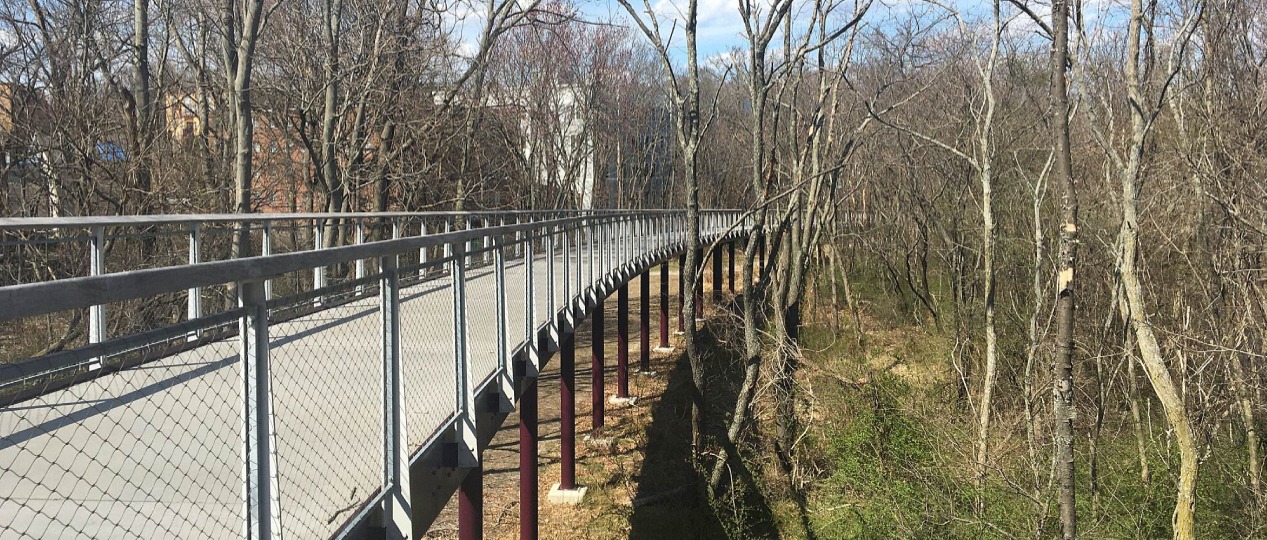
[0,208,733,230]
[0,215,590,321]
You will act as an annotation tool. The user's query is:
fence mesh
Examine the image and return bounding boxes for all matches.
[465,260,500,386]
[267,285,384,538]
[399,264,457,450]
[0,321,242,539]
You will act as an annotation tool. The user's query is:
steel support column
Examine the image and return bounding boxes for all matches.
[677,253,685,333]
[591,296,605,434]
[758,232,766,280]
[694,248,704,319]
[660,262,670,347]
[639,270,651,371]
[458,463,483,540]
[728,241,736,293]
[712,244,723,303]
[559,331,577,489]
[616,282,629,398]
[519,377,538,540]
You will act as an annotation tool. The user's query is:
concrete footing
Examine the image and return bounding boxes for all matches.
[548,483,588,505]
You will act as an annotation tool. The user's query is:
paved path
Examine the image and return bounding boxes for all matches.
[0,247,623,539]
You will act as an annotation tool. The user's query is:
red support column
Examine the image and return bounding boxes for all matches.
[757,233,766,280]
[676,254,685,333]
[659,262,670,348]
[728,241,736,293]
[519,376,538,540]
[694,248,704,319]
[559,331,576,490]
[617,282,630,398]
[712,244,723,303]
[459,462,483,540]
[640,270,651,371]
[591,298,605,434]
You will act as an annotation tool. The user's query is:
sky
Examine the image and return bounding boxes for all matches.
[451,0,1135,68]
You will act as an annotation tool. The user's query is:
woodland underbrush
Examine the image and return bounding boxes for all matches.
[700,272,1266,539]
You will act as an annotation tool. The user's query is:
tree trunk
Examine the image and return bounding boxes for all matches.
[1051,0,1078,534]
[1120,0,1199,535]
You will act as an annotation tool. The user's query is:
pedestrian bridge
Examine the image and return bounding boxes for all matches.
[0,210,748,539]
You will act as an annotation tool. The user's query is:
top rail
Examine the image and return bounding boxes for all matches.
[0,209,719,230]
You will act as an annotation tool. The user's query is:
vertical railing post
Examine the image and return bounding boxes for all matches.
[313,219,326,291]
[582,221,591,300]
[239,279,281,539]
[616,281,629,399]
[379,255,412,539]
[452,237,481,539]
[187,223,202,341]
[548,225,558,340]
[262,222,273,301]
[419,220,429,277]
[444,218,453,262]
[355,220,366,295]
[494,233,513,412]
[561,225,571,325]
[88,226,105,370]
[466,218,475,269]
[452,241,478,467]
[524,221,536,363]
[515,216,523,259]
[575,224,583,307]
[483,217,492,265]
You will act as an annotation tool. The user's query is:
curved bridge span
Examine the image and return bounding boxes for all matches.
[0,210,748,539]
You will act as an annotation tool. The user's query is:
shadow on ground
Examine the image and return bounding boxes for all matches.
[628,318,780,540]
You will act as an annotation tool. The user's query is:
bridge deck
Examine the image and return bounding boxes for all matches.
[0,250,609,539]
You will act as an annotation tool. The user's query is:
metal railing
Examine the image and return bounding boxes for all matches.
[0,209,746,539]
